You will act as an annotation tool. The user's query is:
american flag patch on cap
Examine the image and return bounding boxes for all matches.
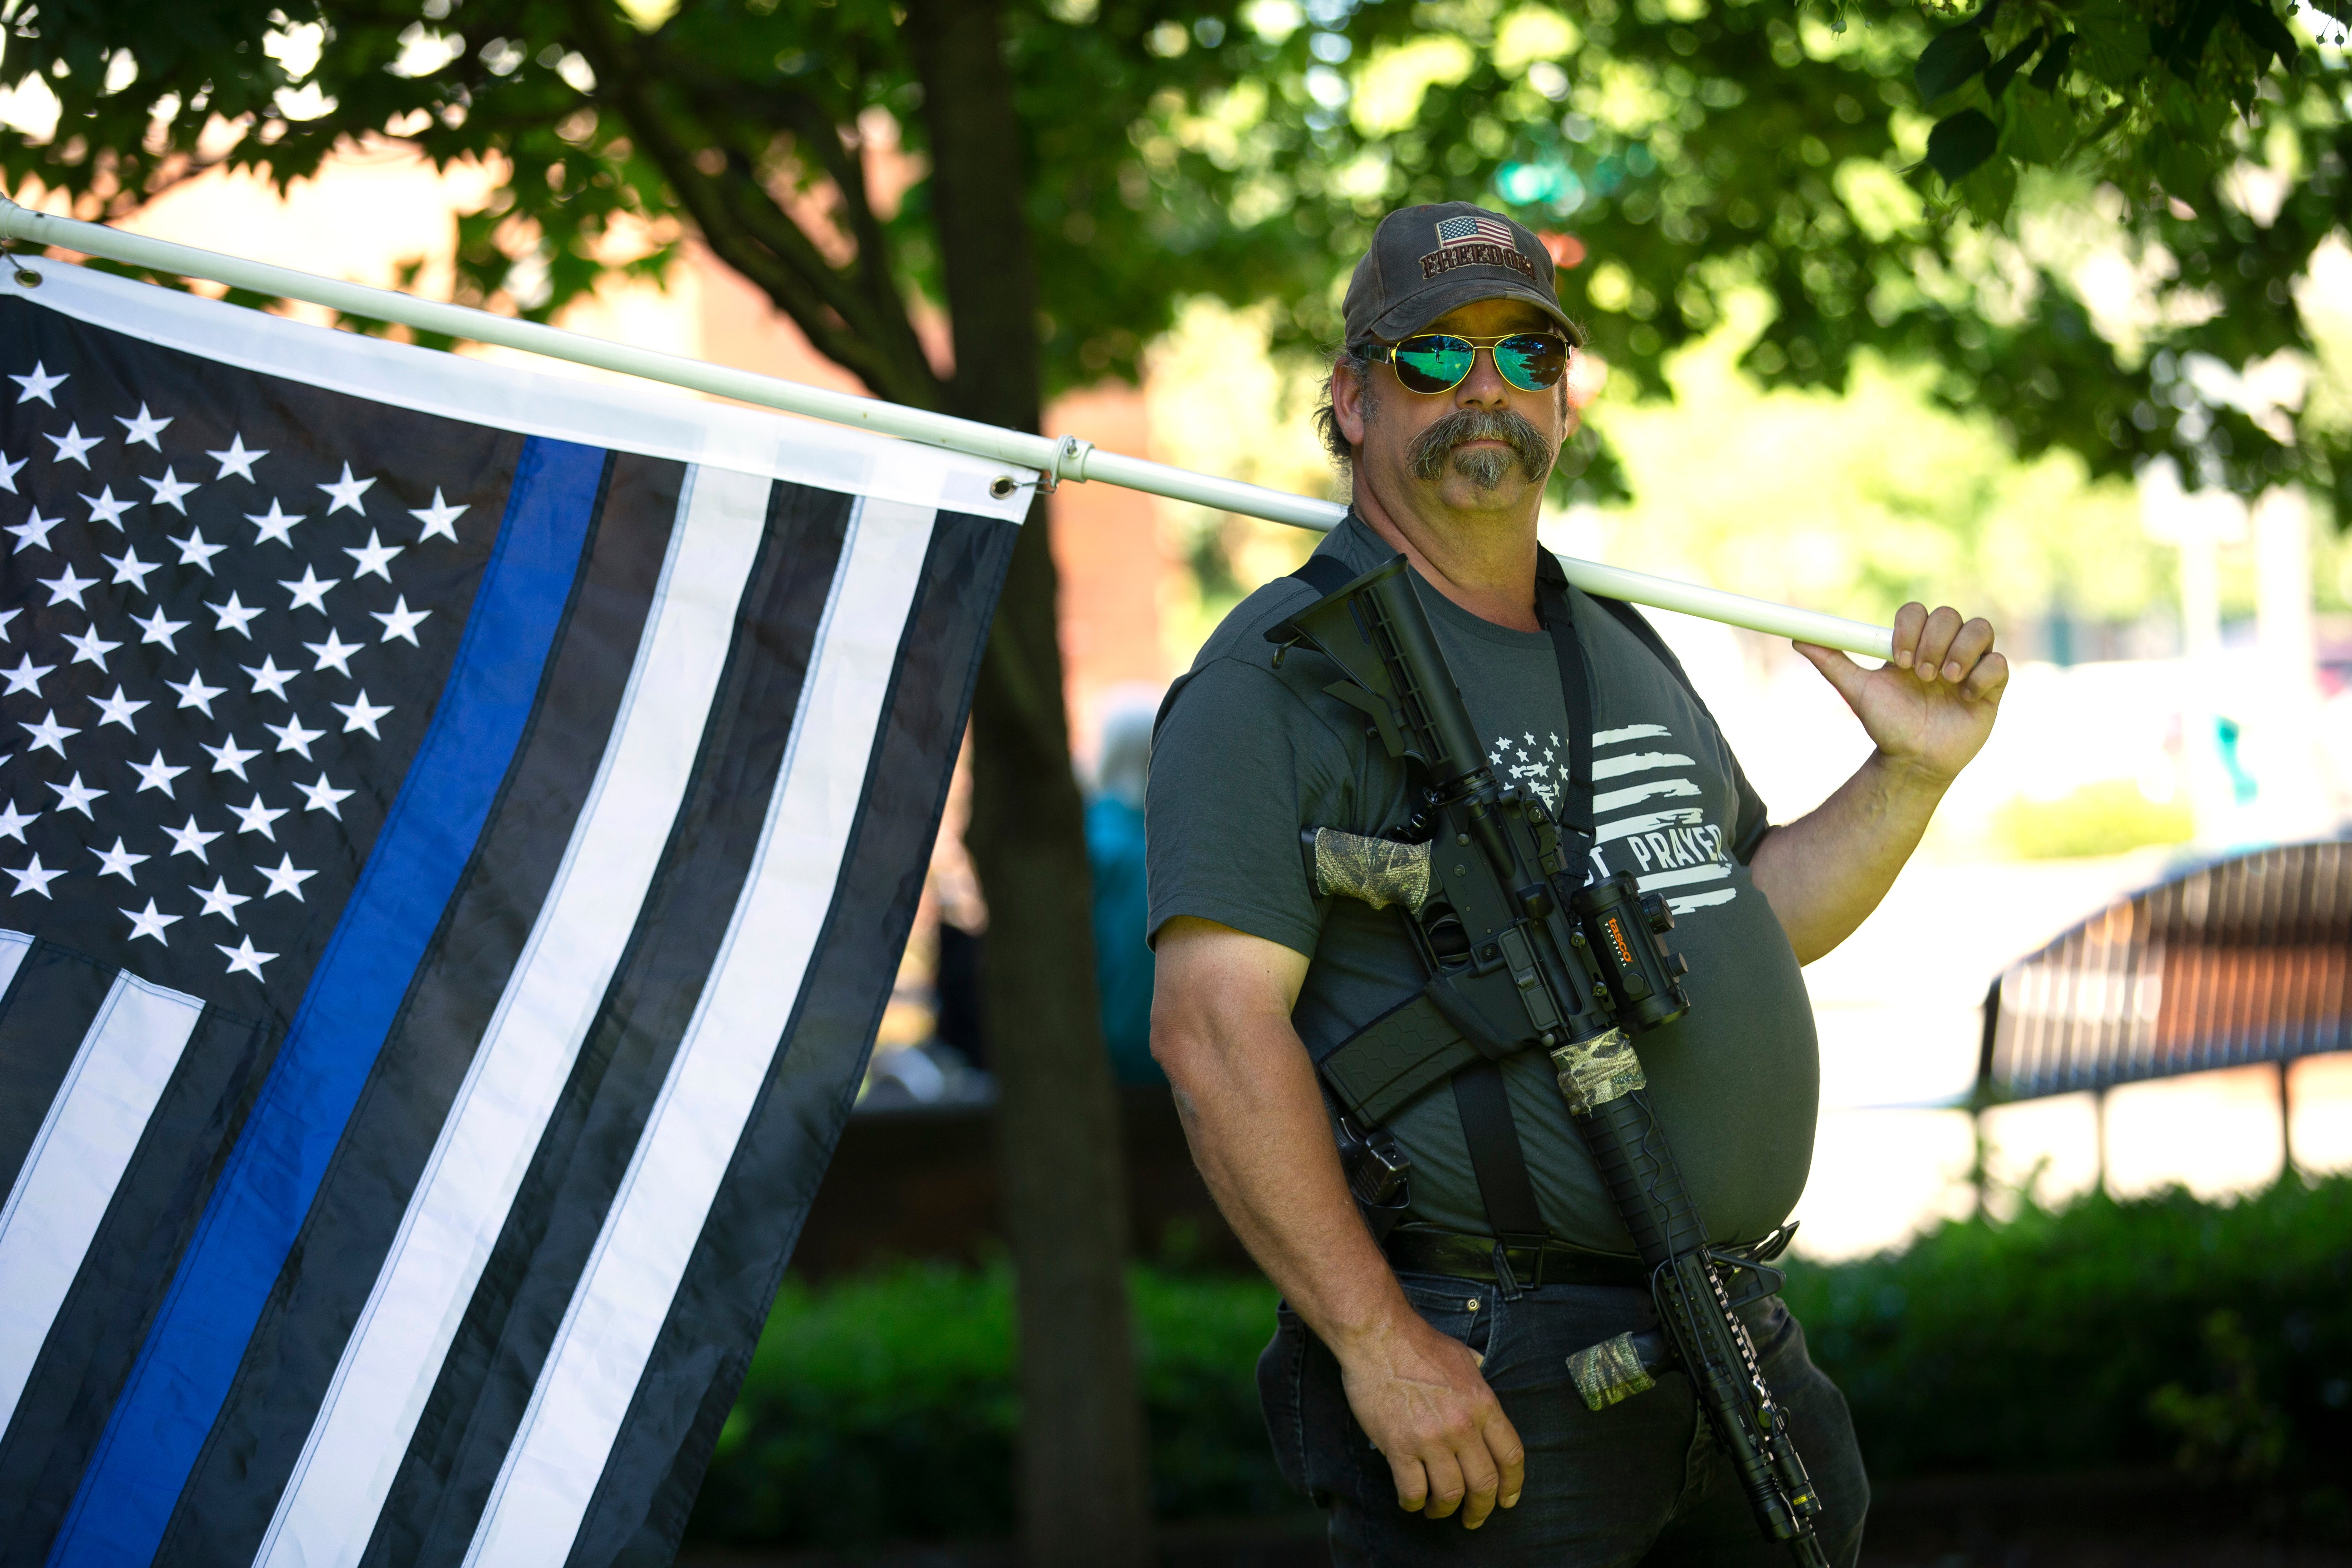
[1435,214,1518,250]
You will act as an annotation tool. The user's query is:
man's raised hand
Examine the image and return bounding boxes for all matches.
[1794,601,2006,785]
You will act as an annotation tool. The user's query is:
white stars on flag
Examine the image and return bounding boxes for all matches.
[169,670,226,718]
[230,794,289,840]
[0,373,450,977]
[41,564,97,608]
[130,750,188,797]
[8,506,63,552]
[202,735,260,780]
[304,629,361,677]
[410,488,466,542]
[245,499,303,547]
[49,773,105,818]
[372,597,428,645]
[169,526,227,574]
[3,654,52,696]
[104,546,161,594]
[192,877,250,924]
[265,715,325,760]
[318,464,374,515]
[164,816,221,862]
[298,773,353,818]
[280,566,338,612]
[206,592,265,638]
[207,432,265,480]
[63,626,122,669]
[81,487,135,529]
[344,531,402,582]
[141,467,199,513]
[23,710,78,756]
[90,687,148,730]
[242,655,299,701]
[45,424,101,467]
[332,691,391,739]
[90,837,148,882]
[217,934,277,977]
[258,853,316,901]
[133,606,190,652]
[122,897,181,943]
[10,362,66,406]
[116,405,172,449]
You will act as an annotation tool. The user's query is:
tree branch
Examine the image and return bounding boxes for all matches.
[563,0,943,407]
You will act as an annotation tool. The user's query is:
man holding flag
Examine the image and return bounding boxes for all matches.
[1148,203,2008,1564]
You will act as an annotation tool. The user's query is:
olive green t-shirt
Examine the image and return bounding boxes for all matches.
[1146,518,1818,1251]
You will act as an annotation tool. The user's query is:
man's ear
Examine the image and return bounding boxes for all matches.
[1333,360,1372,449]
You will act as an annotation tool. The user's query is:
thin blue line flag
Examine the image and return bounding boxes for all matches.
[0,257,1026,1568]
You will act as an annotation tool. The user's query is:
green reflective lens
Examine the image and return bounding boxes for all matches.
[1375,332,1572,395]
[1392,337,1475,393]
[1492,334,1570,392]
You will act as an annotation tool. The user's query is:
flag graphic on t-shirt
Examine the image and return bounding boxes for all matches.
[1484,722,1738,916]
[1585,723,1739,915]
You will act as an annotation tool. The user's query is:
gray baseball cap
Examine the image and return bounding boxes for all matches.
[1343,202,1584,348]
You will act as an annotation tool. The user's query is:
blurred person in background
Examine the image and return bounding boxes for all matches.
[1090,691,1166,1086]
[1148,202,2007,1566]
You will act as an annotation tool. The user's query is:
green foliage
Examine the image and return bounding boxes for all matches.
[0,0,2343,519]
[1992,777,2194,856]
[688,1179,2352,1548]
[686,1260,1289,1546]
[1780,1175,2352,1514]
[1582,321,2167,629]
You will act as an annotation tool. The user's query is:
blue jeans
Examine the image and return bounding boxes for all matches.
[1258,1272,1870,1566]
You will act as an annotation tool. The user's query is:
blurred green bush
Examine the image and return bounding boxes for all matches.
[686,1259,1290,1547]
[1780,1176,2352,1528]
[1991,779,2194,859]
[689,1176,2352,1548]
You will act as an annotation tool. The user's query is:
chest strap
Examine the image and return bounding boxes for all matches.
[1289,543,1690,1254]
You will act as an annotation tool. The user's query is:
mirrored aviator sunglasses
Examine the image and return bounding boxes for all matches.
[1366,332,1573,395]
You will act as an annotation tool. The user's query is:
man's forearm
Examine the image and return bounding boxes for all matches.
[1749,750,1949,965]
[1159,1009,1411,1349]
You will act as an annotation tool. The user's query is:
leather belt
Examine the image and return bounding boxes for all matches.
[1383,1224,1649,1289]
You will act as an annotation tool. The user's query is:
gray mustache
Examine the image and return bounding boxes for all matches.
[1405,407,1556,488]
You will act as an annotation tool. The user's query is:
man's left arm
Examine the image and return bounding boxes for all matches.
[1748,603,2007,965]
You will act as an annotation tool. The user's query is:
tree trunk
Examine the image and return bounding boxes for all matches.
[902,2,1152,1563]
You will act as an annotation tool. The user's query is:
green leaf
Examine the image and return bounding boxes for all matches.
[2004,93,2073,165]
[1915,24,1993,103]
[1927,108,2001,182]
[1984,28,2045,97]
[2027,32,2078,91]
[2231,0,2302,66]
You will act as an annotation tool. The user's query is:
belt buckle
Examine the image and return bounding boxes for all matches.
[1498,1232,1548,1292]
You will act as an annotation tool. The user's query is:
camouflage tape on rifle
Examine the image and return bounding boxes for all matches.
[1547,1027,1646,1115]
[1567,1331,1657,1411]
[1309,828,1431,914]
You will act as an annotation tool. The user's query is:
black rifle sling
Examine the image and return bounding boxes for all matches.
[1533,553,1597,846]
[1450,1063,1547,1241]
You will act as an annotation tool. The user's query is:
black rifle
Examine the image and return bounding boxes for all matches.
[1270,554,1830,1567]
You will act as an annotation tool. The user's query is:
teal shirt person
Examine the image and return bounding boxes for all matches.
[1089,699,1163,1085]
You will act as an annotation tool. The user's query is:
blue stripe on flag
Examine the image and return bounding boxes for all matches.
[45,437,608,1568]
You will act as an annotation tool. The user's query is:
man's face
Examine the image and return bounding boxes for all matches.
[1335,296,1577,521]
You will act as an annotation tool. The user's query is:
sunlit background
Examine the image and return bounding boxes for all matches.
[35,101,2352,1262]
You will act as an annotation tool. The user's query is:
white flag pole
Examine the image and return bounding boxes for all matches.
[0,195,1894,660]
